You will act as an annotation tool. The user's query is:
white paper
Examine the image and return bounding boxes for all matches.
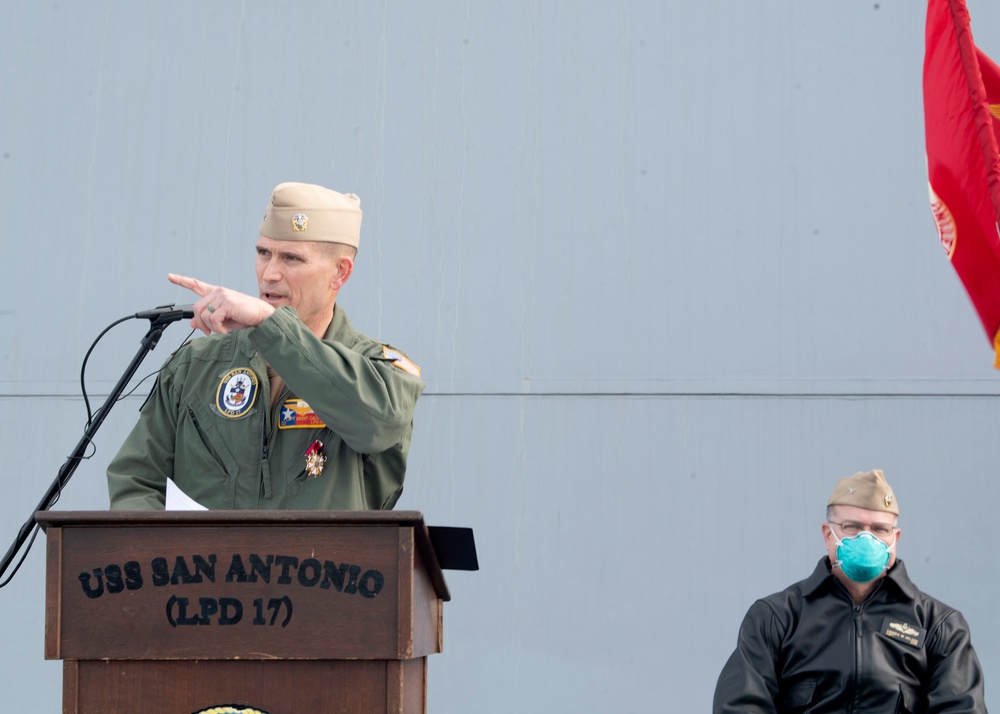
[165,478,208,511]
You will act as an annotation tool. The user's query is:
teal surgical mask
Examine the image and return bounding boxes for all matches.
[832,531,894,583]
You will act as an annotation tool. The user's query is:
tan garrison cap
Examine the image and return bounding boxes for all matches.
[827,469,899,515]
[259,182,362,248]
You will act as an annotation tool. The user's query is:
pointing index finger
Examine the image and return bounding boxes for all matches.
[168,273,215,297]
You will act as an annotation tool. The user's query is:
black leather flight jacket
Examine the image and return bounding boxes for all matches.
[714,558,987,713]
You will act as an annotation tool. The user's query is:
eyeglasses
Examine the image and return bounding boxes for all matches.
[828,520,897,538]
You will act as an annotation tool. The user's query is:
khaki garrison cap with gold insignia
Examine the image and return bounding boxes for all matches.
[259,182,362,248]
[827,469,899,516]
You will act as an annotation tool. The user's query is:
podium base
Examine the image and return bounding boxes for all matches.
[63,658,427,714]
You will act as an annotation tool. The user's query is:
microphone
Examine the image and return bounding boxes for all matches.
[134,303,196,322]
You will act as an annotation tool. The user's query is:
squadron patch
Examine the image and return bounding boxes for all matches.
[382,345,421,377]
[216,368,259,418]
[880,617,925,648]
[279,398,327,429]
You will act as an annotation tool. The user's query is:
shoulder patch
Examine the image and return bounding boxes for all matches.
[216,368,259,418]
[879,617,925,648]
[382,345,421,377]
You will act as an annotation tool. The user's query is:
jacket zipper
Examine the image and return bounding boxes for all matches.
[852,602,863,713]
[848,578,886,713]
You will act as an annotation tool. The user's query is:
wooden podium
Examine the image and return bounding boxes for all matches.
[38,510,451,714]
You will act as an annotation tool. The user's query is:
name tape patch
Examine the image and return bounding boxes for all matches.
[880,617,925,648]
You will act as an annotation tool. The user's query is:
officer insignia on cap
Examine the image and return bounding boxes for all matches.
[216,368,259,418]
[291,213,308,232]
[885,493,893,508]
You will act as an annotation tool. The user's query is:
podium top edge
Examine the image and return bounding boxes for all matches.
[35,510,426,529]
[36,510,453,600]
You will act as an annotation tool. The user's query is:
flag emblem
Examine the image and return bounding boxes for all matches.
[278,399,327,429]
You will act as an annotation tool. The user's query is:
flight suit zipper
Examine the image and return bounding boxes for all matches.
[259,378,290,502]
[259,377,275,502]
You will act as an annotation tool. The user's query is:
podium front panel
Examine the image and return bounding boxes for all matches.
[43,516,442,661]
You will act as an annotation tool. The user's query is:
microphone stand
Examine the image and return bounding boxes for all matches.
[0,308,190,584]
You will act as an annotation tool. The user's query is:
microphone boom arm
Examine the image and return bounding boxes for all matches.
[0,310,186,584]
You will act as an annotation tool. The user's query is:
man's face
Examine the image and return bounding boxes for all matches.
[823,505,900,571]
[255,235,348,332]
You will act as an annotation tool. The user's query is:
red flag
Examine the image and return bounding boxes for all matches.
[924,0,1000,367]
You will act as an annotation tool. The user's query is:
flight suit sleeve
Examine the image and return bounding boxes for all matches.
[361,419,413,509]
[713,600,783,714]
[248,307,425,455]
[106,368,177,510]
[924,609,988,714]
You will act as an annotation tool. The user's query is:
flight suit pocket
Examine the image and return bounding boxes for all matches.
[181,399,241,483]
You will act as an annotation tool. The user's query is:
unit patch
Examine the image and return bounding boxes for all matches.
[382,345,421,377]
[279,399,327,429]
[216,368,259,418]
[880,617,925,648]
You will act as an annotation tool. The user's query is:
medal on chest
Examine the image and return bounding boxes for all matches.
[305,440,326,478]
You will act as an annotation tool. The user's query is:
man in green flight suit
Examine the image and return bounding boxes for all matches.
[107,182,425,510]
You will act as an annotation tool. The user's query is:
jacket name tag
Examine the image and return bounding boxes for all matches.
[880,617,925,648]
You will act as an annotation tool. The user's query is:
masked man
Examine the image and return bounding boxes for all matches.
[713,469,987,713]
